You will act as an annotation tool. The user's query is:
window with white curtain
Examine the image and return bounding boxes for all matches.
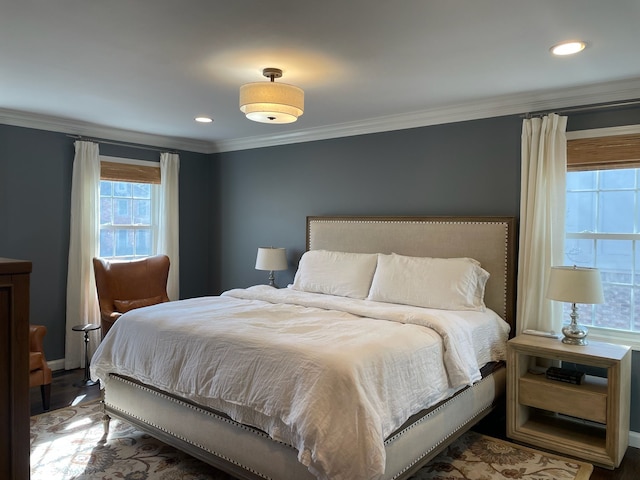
[98,156,160,260]
[565,127,640,347]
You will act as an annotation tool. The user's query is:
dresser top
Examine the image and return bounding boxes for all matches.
[0,258,32,275]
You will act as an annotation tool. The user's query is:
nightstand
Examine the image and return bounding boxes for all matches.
[506,334,631,469]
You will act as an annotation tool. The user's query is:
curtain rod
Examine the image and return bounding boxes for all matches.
[522,98,640,119]
[67,134,178,154]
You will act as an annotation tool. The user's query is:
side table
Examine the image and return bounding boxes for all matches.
[72,323,101,387]
[507,334,631,468]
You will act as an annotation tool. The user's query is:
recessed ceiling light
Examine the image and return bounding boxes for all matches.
[195,116,213,123]
[550,41,586,56]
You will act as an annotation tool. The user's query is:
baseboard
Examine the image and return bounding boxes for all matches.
[50,358,65,372]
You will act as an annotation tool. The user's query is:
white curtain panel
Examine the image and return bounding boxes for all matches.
[517,114,567,334]
[65,141,101,369]
[155,152,180,300]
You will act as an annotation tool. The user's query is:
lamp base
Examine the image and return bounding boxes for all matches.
[561,324,589,346]
[267,270,277,288]
[560,302,590,346]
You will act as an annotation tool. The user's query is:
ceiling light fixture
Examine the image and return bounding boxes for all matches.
[239,68,304,124]
[550,41,586,56]
[195,116,213,123]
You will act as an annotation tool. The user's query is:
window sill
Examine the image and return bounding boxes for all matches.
[586,328,640,351]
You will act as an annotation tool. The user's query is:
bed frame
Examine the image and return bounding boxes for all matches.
[102,215,517,480]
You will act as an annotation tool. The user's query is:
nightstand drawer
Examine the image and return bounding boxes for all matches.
[519,374,607,424]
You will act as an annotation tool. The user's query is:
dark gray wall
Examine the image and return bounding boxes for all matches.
[2,103,639,432]
[213,107,640,432]
[0,124,211,360]
[213,115,522,293]
[0,127,72,361]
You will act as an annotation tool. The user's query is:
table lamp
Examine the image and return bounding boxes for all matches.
[255,247,287,287]
[546,265,604,345]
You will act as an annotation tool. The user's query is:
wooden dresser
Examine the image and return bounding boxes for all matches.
[0,258,32,480]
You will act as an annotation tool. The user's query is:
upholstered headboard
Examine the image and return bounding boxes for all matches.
[307,216,517,329]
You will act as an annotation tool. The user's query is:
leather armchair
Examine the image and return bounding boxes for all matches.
[93,255,170,337]
[30,324,52,410]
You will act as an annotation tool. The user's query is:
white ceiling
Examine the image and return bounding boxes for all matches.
[2,1,640,153]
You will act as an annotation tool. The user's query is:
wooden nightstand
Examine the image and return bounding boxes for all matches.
[507,334,631,469]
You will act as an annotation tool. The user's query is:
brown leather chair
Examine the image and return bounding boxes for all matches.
[30,324,52,410]
[93,255,170,338]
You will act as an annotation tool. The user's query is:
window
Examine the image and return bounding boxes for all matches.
[99,180,153,258]
[565,129,640,346]
[98,157,161,260]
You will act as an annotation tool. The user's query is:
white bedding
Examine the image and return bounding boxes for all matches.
[91,285,509,480]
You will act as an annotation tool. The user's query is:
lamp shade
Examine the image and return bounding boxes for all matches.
[255,247,288,271]
[546,266,604,304]
[239,82,304,124]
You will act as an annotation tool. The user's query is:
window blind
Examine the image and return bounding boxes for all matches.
[100,161,161,184]
[567,133,640,171]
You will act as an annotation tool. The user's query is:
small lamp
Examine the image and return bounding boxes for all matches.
[255,247,288,287]
[546,265,604,345]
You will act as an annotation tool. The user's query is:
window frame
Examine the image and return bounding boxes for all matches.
[98,156,161,260]
[566,125,640,350]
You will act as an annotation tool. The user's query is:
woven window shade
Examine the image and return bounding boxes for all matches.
[567,133,640,171]
[100,161,161,184]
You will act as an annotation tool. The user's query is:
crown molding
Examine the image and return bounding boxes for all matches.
[215,78,640,152]
[0,108,216,154]
[2,78,640,154]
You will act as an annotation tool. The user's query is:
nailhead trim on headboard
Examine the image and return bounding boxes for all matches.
[306,216,517,330]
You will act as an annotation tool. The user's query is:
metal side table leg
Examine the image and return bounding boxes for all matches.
[72,323,100,387]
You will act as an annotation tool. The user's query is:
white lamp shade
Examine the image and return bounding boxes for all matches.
[546,266,604,304]
[239,82,304,124]
[255,247,288,271]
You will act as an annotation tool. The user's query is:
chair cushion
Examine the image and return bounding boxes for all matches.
[114,295,163,313]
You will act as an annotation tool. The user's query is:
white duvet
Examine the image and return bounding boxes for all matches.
[91,285,510,480]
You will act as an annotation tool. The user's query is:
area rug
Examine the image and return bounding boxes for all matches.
[31,401,593,480]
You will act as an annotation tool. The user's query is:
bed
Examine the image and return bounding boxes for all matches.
[91,215,517,480]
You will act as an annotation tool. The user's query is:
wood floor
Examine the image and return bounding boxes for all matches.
[32,369,640,479]
[30,368,101,417]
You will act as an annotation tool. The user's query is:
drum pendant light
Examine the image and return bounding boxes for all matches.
[239,68,304,124]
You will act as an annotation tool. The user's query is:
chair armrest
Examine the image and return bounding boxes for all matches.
[101,311,123,337]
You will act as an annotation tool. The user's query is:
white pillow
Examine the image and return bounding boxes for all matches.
[291,250,378,299]
[367,253,489,311]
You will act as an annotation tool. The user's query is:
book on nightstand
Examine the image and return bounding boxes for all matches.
[545,366,585,385]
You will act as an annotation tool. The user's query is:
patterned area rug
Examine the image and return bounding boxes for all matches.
[411,432,593,480]
[31,401,593,480]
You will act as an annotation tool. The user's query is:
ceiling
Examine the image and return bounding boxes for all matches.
[2,1,640,153]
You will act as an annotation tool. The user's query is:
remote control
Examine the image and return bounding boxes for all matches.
[522,329,559,338]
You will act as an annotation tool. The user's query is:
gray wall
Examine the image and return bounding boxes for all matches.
[0,124,211,361]
[213,115,522,292]
[1,104,639,432]
[213,107,640,432]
